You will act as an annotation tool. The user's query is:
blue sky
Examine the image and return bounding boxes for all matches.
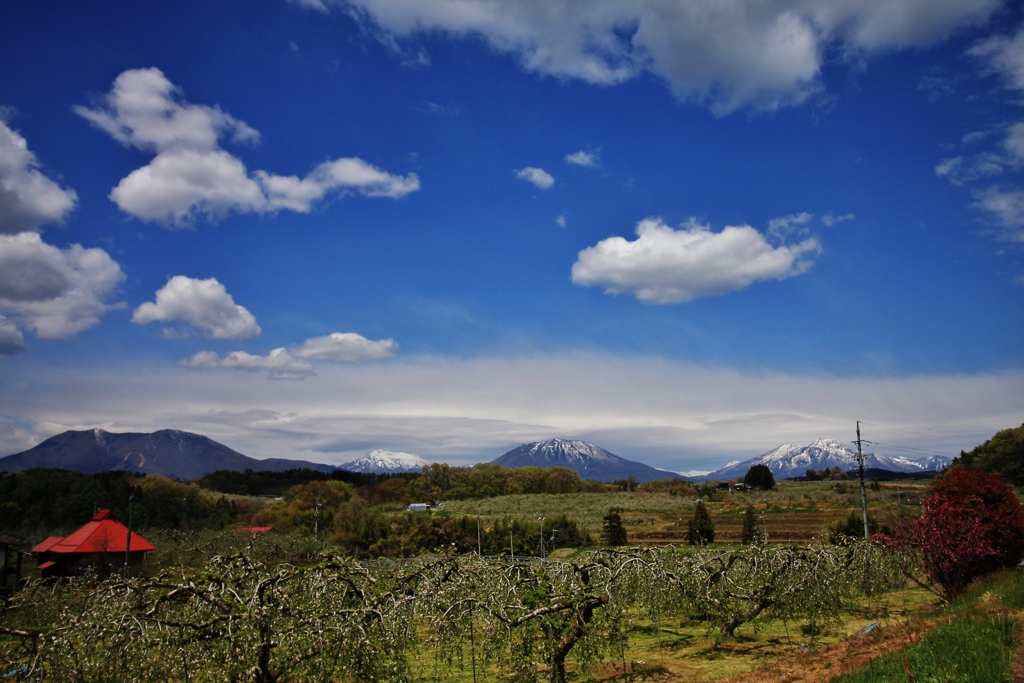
[1,0,1022,473]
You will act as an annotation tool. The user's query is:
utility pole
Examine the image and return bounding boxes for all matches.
[313,501,321,539]
[510,528,514,559]
[476,515,482,556]
[538,517,545,559]
[855,421,870,539]
[123,492,134,579]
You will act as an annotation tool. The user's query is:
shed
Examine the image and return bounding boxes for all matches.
[31,509,156,578]
[0,540,24,594]
[406,503,429,512]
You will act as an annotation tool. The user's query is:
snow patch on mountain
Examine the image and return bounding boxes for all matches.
[340,450,429,474]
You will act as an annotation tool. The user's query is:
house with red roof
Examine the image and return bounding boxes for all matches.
[31,509,156,578]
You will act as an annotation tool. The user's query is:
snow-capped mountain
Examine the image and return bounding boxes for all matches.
[491,438,680,483]
[700,438,951,481]
[340,450,430,474]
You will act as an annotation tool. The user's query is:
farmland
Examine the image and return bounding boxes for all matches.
[441,479,930,546]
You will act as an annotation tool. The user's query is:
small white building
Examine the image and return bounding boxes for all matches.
[406,503,429,512]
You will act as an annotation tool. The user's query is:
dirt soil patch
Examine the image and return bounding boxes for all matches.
[706,621,936,683]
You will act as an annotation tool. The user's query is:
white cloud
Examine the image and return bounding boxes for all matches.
[515,166,554,190]
[132,276,261,340]
[973,187,1024,241]
[572,217,820,304]
[225,350,313,380]
[0,232,124,339]
[969,25,1024,92]
[291,332,399,362]
[181,331,398,379]
[303,0,1001,114]
[565,150,599,168]
[1003,122,1024,166]
[0,315,25,357]
[77,68,418,225]
[556,215,566,228]
[767,211,812,241]
[257,157,421,210]
[821,213,854,226]
[73,67,259,153]
[0,119,77,234]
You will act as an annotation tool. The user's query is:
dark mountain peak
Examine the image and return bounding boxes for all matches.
[0,429,337,480]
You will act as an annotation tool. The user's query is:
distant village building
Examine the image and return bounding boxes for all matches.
[30,509,156,579]
[234,526,275,534]
[406,503,429,512]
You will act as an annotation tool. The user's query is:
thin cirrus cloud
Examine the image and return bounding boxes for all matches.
[181,332,399,380]
[292,0,1001,115]
[514,166,554,190]
[0,231,125,344]
[0,119,78,234]
[75,68,420,226]
[571,217,821,304]
[132,275,261,340]
[935,24,1024,243]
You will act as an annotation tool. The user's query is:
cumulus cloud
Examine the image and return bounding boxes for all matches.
[181,331,398,379]
[572,217,821,304]
[0,120,77,234]
[182,348,315,380]
[0,315,25,357]
[0,232,125,339]
[76,68,419,225]
[299,0,1000,114]
[132,276,261,340]
[291,332,399,362]
[515,166,554,190]
[565,150,599,168]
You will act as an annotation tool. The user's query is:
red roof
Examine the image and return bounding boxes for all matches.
[235,526,274,534]
[31,509,156,554]
[31,536,64,553]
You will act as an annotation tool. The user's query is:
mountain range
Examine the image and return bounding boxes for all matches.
[698,438,951,481]
[1,429,951,484]
[491,438,680,483]
[0,429,335,480]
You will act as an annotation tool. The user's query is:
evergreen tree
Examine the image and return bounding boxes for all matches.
[601,508,628,546]
[741,505,759,544]
[744,464,775,490]
[687,500,715,545]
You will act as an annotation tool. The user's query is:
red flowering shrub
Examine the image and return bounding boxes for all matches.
[878,467,1024,599]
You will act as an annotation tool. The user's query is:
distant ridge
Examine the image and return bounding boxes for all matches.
[0,429,335,480]
[491,438,680,483]
[699,438,951,481]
